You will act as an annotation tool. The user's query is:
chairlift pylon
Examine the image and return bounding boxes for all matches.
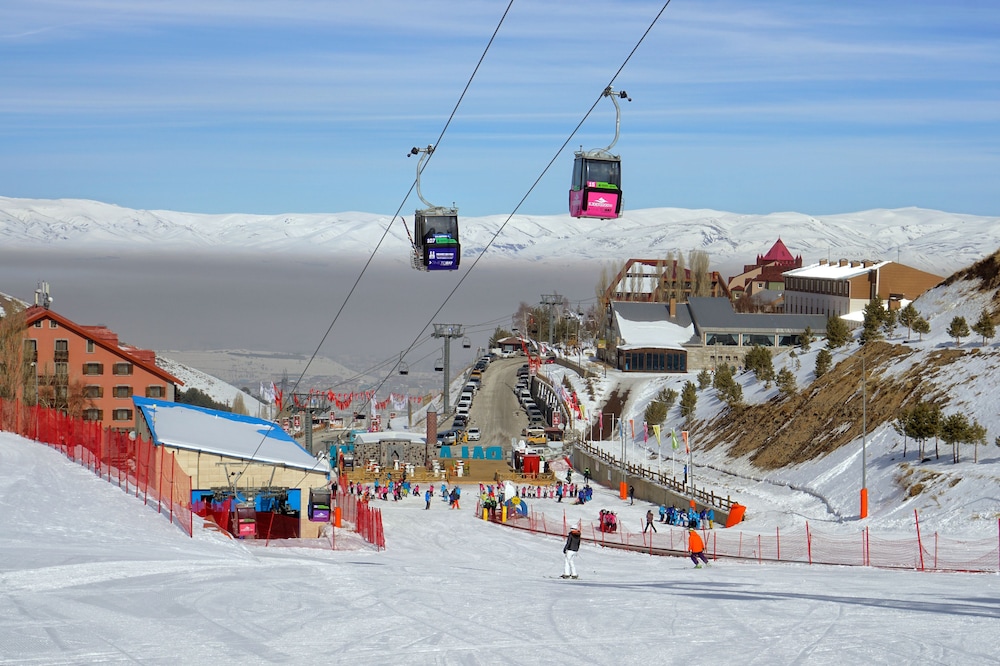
[408,145,460,271]
[569,86,631,219]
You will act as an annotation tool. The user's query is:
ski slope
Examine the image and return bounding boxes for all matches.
[2,432,998,665]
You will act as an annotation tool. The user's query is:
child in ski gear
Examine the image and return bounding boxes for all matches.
[689,528,709,568]
[644,509,657,533]
[658,505,667,523]
[562,526,582,578]
[424,489,432,510]
[628,485,635,505]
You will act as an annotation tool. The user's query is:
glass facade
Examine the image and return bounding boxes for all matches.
[619,350,687,373]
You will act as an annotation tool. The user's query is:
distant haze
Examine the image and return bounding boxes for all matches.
[0,248,600,375]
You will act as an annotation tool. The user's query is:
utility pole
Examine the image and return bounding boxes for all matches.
[290,391,331,456]
[432,324,464,414]
[541,292,562,346]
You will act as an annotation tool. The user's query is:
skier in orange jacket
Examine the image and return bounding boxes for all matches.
[689,528,709,568]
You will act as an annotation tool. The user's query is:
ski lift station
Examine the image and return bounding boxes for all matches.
[133,397,331,539]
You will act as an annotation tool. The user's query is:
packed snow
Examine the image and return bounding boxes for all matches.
[2,432,999,665]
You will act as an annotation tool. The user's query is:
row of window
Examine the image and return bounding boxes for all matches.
[82,409,133,422]
[786,277,850,296]
[81,385,165,399]
[82,362,134,376]
[706,333,802,347]
[619,350,688,373]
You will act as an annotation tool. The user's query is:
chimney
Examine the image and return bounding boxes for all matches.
[426,410,437,447]
[669,297,677,318]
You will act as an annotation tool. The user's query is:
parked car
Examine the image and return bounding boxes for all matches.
[467,427,481,441]
[437,430,458,445]
[453,415,468,429]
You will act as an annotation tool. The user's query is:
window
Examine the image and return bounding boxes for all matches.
[54,362,69,377]
[145,385,166,398]
[54,339,69,362]
[83,362,104,376]
[49,320,58,328]
[83,385,103,399]
[34,321,42,328]
[113,385,133,399]
[112,409,133,421]
[82,409,103,422]
[87,340,95,353]
[24,339,37,363]
[112,362,133,376]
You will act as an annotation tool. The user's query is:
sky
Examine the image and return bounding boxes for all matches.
[2,0,999,218]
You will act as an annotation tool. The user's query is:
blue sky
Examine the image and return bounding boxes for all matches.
[2,0,998,217]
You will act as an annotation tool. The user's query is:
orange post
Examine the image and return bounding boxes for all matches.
[619,481,627,500]
[334,506,342,528]
[860,488,868,519]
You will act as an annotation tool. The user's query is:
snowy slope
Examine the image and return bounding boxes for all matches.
[2,432,999,664]
[547,267,1000,539]
[2,196,998,277]
[156,355,268,416]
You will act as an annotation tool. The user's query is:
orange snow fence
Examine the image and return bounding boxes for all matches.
[726,503,746,528]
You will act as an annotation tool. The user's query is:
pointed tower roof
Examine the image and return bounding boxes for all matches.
[761,238,795,263]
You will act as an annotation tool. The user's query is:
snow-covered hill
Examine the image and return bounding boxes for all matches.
[156,355,268,416]
[2,195,998,277]
[551,252,1000,538]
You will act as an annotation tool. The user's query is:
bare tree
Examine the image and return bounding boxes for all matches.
[688,250,711,297]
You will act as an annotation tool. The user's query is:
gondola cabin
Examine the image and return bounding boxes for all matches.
[308,488,332,522]
[232,503,257,538]
[414,208,460,271]
[569,153,622,219]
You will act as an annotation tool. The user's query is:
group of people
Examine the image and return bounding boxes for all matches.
[658,504,714,529]
[347,478,421,503]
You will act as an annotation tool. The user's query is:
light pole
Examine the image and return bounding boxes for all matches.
[860,352,868,519]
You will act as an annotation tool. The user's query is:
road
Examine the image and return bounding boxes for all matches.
[466,357,529,451]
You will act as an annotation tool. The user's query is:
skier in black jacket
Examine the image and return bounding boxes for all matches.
[562,526,582,579]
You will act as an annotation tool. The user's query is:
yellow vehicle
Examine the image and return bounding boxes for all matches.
[524,427,547,445]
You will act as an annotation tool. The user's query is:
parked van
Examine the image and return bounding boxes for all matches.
[460,391,474,404]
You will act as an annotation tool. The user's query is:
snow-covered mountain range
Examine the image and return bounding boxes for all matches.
[2,195,998,278]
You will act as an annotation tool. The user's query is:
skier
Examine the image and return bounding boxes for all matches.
[644,509,657,533]
[584,467,591,484]
[424,488,432,510]
[628,485,635,505]
[689,528,709,568]
[658,504,667,523]
[562,525,582,579]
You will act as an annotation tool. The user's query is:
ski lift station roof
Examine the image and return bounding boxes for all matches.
[133,397,326,473]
